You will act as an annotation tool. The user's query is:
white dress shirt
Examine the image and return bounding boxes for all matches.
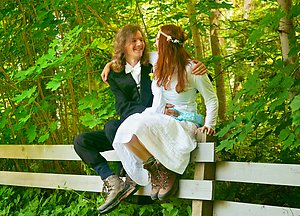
[125,61,141,92]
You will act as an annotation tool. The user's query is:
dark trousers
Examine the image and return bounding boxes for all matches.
[74,120,121,169]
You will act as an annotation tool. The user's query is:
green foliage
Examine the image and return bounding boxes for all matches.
[291,94,300,126]
[0,187,98,215]
[1,0,300,214]
[12,86,37,103]
[216,59,300,162]
[78,89,116,129]
[212,0,300,163]
[0,1,118,144]
[215,182,300,208]
[0,186,193,215]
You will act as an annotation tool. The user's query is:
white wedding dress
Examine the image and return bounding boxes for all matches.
[112,61,218,186]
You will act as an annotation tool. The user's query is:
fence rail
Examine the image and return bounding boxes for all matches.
[0,143,299,216]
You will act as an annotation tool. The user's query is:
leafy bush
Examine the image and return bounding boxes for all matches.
[0,186,192,216]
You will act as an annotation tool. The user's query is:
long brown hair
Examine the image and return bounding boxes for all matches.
[155,24,191,93]
[111,25,149,72]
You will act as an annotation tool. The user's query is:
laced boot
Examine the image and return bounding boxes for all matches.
[125,173,140,194]
[98,175,135,214]
[157,163,179,201]
[119,167,140,195]
[143,157,161,200]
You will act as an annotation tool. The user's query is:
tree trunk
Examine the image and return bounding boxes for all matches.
[277,0,296,65]
[187,0,203,59]
[243,0,252,19]
[209,8,226,122]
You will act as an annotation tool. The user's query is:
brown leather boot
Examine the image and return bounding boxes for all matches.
[98,175,135,214]
[143,157,161,200]
[157,163,179,201]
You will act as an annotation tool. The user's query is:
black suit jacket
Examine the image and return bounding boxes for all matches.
[107,64,153,122]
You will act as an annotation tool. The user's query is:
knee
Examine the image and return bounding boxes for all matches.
[130,134,138,143]
[104,120,121,143]
[74,133,86,151]
[104,120,120,133]
[127,135,140,148]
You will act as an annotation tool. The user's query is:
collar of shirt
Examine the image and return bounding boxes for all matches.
[125,61,141,86]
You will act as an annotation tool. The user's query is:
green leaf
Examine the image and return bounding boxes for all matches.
[294,139,300,148]
[216,140,234,152]
[244,72,262,95]
[283,134,295,150]
[26,125,37,143]
[161,203,174,212]
[19,114,31,124]
[291,112,300,126]
[79,113,100,129]
[290,95,300,112]
[46,79,62,91]
[217,123,234,138]
[49,121,58,133]
[291,96,300,126]
[0,118,8,129]
[0,108,10,129]
[279,128,290,141]
[38,132,49,143]
[12,86,37,103]
[27,94,38,106]
[290,3,300,18]
[78,93,103,110]
[249,29,264,44]
[15,67,35,82]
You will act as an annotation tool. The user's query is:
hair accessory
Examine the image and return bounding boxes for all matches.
[159,30,183,46]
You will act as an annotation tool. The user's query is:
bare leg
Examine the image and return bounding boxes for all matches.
[126,135,152,161]
[126,135,178,201]
[126,135,160,200]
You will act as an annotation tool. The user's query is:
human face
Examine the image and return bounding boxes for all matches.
[124,31,145,63]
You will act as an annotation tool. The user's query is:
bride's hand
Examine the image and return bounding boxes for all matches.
[101,61,113,84]
[197,126,215,136]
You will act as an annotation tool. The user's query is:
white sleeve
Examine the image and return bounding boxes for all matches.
[189,66,219,129]
[149,51,158,66]
[143,80,166,114]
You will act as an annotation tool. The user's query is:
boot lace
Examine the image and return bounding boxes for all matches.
[157,164,169,189]
[102,180,112,194]
[144,159,161,188]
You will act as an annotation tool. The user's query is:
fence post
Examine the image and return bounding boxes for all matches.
[192,131,215,216]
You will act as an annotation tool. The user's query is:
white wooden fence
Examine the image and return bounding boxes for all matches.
[0,141,299,216]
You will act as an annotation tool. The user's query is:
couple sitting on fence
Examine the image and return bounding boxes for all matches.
[74,24,218,214]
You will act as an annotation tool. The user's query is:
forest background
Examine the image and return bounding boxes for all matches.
[0,0,300,215]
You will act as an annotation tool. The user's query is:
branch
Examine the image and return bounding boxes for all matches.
[136,1,149,43]
[86,5,118,33]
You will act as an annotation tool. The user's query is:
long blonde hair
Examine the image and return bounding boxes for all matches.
[111,25,149,72]
[155,24,190,93]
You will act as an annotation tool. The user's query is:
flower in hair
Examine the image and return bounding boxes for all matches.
[159,30,183,46]
[173,39,180,44]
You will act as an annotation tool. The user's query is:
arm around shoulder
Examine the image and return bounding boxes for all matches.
[101,61,113,84]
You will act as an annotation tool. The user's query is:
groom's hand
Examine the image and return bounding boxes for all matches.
[164,104,179,117]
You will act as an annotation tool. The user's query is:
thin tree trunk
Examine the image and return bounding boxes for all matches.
[187,0,203,59]
[60,84,71,143]
[86,5,118,33]
[209,8,226,122]
[277,0,296,65]
[243,0,252,19]
[17,0,34,66]
[187,0,207,115]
